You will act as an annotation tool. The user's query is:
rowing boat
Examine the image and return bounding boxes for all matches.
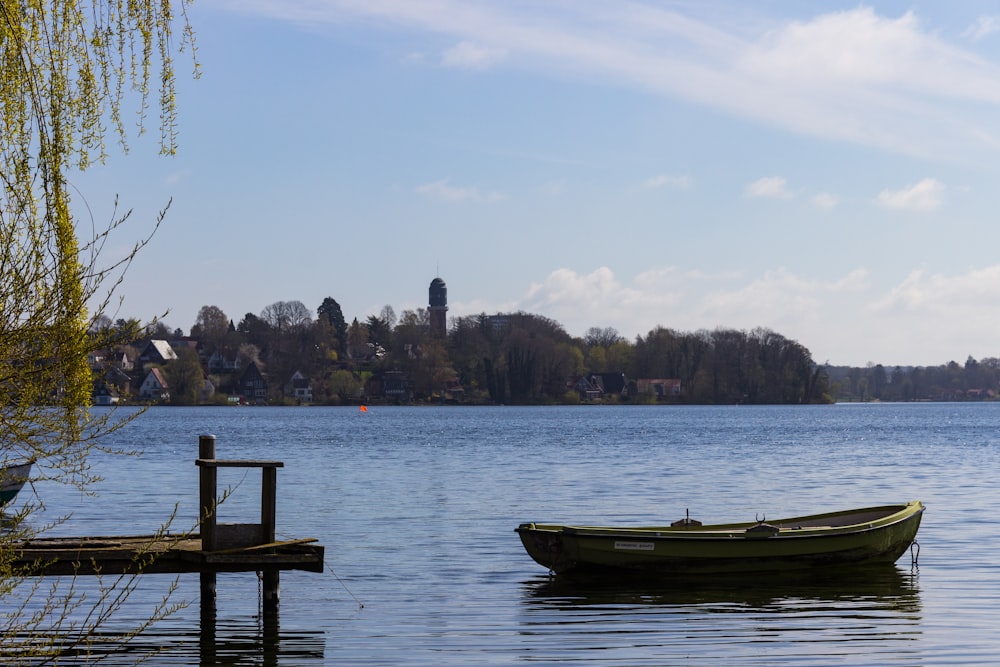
[516,501,924,575]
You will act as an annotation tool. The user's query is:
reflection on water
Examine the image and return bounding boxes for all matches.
[525,565,922,608]
[520,566,922,665]
[10,617,325,666]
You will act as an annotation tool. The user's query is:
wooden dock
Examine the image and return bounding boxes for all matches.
[11,435,324,618]
[12,533,324,576]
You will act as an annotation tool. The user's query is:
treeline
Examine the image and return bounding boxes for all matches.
[98,297,834,405]
[828,357,1000,402]
[101,297,1000,405]
[449,314,830,404]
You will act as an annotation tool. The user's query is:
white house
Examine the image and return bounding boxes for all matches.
[139,367,170,401]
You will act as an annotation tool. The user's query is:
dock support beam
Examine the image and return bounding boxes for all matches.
[198,434,218,618]
[262,570,280,614]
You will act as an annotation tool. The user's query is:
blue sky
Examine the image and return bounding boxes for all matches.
[76,1,1000,367]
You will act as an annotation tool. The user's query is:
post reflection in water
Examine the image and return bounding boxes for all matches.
[519,566,923,665]
[60,608,326,665]
[197,611,323,667]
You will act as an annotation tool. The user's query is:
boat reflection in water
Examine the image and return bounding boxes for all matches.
[519,566,923,664]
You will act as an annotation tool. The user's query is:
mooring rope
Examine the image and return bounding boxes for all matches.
[275,531,364,609]
[910,540,921,567]
[324,562,365,610]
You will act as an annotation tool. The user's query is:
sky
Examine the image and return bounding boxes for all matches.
[73,1,1000,368]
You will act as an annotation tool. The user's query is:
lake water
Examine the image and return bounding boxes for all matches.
[15,403,1000,665]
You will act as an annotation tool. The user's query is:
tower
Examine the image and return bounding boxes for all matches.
[428,277,448,337]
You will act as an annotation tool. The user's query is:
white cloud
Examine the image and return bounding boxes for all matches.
[441,40,507,70]
[870,266,1000,313]
[521,267,679,336]
[643,174,691,190]
[964,16,1000,41]
[525,267,640,307]
[811,192,839,211]
[860,266,1000,364]
[515,266,865,344]
[876,178,944,211]
[441,264,1000,366]
[738,9,926,87]
[415,178,504,203]
[698,268,827,325]
[744,176,792,199]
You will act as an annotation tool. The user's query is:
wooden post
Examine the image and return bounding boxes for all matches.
[262,570,280,616]
[261,465,277,544]
[262,464,279,617]
[198,434,218,551]
[198,435,218,617]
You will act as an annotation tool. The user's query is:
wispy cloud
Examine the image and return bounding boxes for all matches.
[441,40,507,69]
[963,16,1000,41]
[744,176,793,199]
[225,2,1000,159]
[642,174,691,190]
[415,178,504,202]
[811,192,839,211]
[876,178,944,211]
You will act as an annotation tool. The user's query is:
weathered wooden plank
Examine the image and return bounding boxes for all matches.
[214,537,319,554]
[11,535,324,576]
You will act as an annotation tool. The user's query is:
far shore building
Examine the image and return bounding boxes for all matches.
[139,367,170,401]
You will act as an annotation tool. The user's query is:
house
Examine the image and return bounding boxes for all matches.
[138,340,178,367]
[92,383,120,406]
[443,378,464,402]
[570,375,603,401]
[589,372,629,398]
[112,348,134,371]
[95,366,133,402]
[139,367,170,401]
[88,347,135,372]
[207,350,241,373]
[637,378,682,399]
[240,362,268,403]
[368,370,410,402]
[289,371,313,403]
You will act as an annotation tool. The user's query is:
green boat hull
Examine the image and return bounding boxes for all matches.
[516,501,924,575]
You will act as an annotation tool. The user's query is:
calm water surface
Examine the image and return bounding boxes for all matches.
[20,404,1000,665]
